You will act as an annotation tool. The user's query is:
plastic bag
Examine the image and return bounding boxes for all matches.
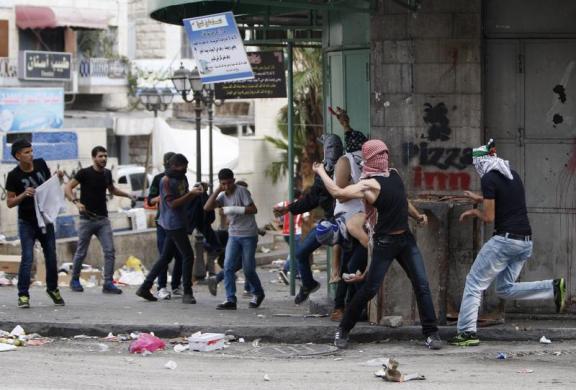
[129,333,166,354]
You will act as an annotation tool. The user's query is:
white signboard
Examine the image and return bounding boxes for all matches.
[183,12,254,84]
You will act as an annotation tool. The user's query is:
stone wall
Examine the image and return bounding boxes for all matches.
[130,0,166,59]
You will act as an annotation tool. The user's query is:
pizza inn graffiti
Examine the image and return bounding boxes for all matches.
[402,142,473,191]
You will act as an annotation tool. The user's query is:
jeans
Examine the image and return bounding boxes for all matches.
[156,224,183,290]
[72,217,116,283]
[340,231,438,337]
[296,230,322,289]
[143,228,194,294]
[223,236,264,302]
[282,234,302,274]
[457,235,554,333]
[17,220,58,296]
[334,239,368,309]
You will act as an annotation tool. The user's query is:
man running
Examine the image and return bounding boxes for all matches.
[450,139,567,346]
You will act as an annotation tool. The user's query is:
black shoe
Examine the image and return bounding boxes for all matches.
[554,278,567,313]
[294,281,320,305]
[334,327,349,349]
[69,279,84,292]
[136,286,158,302]
[102,282,123,295]
[182,293,197,304]
[47,289,65,306]
[216,301,237,310]
[207,276,218,296]
[425,332,443,350]
[249,294,265,308]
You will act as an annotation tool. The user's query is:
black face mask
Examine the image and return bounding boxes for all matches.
[166,168,186,180]
[322,134,344,174]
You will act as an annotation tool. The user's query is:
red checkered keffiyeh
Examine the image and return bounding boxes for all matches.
[361,139,390,178]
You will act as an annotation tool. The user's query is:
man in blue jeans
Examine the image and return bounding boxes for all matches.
[450,139,567,346]
[65,146,136,294]
[204,168,264,310]
[5,139,65,308]
[274,134,343,304]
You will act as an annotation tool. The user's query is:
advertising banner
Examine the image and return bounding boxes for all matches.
[183,12,254,84]
[0,88,64,132]
[215,51,286,99]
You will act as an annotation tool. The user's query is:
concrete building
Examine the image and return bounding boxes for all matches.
[147,0,575,318]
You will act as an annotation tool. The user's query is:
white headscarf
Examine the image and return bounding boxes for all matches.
[472,139,513,180]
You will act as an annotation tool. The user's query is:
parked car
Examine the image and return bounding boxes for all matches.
[116,165,153,204]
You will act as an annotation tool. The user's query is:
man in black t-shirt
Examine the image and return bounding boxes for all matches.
[451,140,567,347]
[64,146,136,294]
[5,139,65,308]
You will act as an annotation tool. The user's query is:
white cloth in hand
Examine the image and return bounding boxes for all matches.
[222,206,246,216]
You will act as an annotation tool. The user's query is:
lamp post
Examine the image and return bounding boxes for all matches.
[170,63,218,187]
[137,87,173,199]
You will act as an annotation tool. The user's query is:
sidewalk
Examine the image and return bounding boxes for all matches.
[1,261,576,344]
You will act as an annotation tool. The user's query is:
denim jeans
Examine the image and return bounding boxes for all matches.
[296,230,322,289]
[334,239,368,309]
[156,224,183,290]
[72,217,116,283]
[340,231,438,337]
[282,234,302,274]
[143,228,194,294]
[17,220,58,296]
[457,235,554,333]
[223,236,264,302]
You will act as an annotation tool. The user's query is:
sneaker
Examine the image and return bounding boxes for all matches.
[207,276,218,296]
[425,333,443,350]
[216,301,237,310]
[334,327,349,349]
[136,286,158,302]
[18,295,30,309]
[69,279,84,292]
[156,288,171,300]
[294,280,321,305]
[249,294,265,308]
[171,288,183,297]
[330,308,344,322]
[449,332,480,347]
[47,289,65,306]
[182,293,197,304]
[554,278,567,313]
[102,282,123,295]
[278,270,289,285]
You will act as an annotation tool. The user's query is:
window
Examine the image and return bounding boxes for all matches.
[118,176,127,184]
[130,173,146,191]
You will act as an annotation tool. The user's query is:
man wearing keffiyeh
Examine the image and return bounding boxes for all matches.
[450,139,567,347]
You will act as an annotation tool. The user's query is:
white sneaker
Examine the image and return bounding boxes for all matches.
[157,288,171,300]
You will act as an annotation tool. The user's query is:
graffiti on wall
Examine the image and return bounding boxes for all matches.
[403,102,472,191]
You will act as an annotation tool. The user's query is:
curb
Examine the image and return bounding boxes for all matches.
[3,321,576,344]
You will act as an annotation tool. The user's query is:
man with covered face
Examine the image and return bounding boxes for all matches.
[274,134,344,304]
[450,139,567,346]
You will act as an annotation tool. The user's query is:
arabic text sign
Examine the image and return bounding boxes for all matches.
[19,51,72,81]
[215,51,287,99]
[0,88,64,132]
[183,12,254,84]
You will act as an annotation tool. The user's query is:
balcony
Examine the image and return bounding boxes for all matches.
[0,56,129,94]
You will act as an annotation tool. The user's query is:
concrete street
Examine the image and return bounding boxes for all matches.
[1,338,576,389]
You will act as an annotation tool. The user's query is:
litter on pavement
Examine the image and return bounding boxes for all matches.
[164,360,178,370]
[373,358,426,382]
[129,333,166,354]
[539,336,552,344]
[188,332,225,352]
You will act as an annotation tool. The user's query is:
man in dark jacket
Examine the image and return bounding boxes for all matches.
[274,134,344,304]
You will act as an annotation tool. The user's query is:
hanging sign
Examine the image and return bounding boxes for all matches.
[19,51,72,81]
[183,11,254,84]
[215,51,287,99]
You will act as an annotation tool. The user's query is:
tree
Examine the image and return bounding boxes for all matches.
[265,48,324,191]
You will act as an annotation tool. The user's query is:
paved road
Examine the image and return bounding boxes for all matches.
[1,338,575,389]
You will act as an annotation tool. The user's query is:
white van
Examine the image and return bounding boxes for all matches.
[116,165,153,203]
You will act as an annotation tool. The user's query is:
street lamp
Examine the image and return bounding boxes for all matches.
[136,87,174,199]
[170,63,218,188]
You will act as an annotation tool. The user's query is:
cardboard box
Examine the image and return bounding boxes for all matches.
[0,255,21,274]
[188,333,225,352]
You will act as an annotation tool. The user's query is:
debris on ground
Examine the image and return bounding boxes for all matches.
[114,256,147,286]
[174,344,189,353]
[10,325,25,337]
[539,336,552,344]
[497,352,507,360]
[252,338,261,348]
[553,351,562,356]
[164,360,178,370]
[129,333,166,354]
[188,332,225,352]
[373,358,426,382]
[263,374,271,381]
[73,335,98,340]
[517,368,534,374]
[0,343,17,352]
